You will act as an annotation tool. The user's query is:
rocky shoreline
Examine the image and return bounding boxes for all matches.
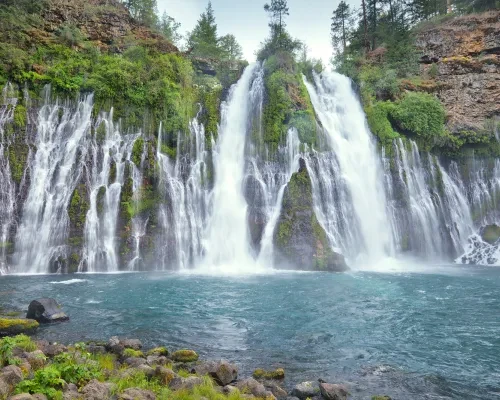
[0,334,391,400]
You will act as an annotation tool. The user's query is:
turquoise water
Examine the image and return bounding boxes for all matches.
[1,266,499,399]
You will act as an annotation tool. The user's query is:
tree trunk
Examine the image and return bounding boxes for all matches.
[361,0,369,52]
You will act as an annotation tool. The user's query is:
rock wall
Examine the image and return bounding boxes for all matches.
[416,11,500,131]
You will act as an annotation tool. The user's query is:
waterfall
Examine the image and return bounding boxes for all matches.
[384,139,473,259]
[156,114,210,270]
[201,63,260,272]
[81,111,139,272]
[304,72,393,262]
[0,85,17,274]
[14,92,92,274]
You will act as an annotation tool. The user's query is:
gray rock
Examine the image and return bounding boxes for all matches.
[81,379,114,400]
[223,385,239,395]
[119,388,156,400]
[26,299,69,323]
[106,337,124,355]
[63,383,78,393]
[86,345,106,355]
[124,357,147,368]
[8,394,34,400]
[0,378,10,398]
[146,355,169,366]
[32,394,48,400]
[1,365,23,386]
[24,350,47,370]
[192,360,238,386]
[169,376,204,391]
[43,344,67,358]
[137,364,155,378]
[235,378,268,398]
[264,381,288,399]
[155,366,178,385]
[318,383,349,400]
[291,381,320,400]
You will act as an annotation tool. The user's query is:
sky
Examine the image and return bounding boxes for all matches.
[156,0,360,64]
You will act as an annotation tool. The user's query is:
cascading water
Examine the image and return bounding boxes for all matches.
[14,91,93,274]
[128,152,147,271]
[156,114,211,270]
[304,72,393,262]
[80,111,139,272]
[0,84,17,274]
[384,139,473,259]
[201,63,260,272]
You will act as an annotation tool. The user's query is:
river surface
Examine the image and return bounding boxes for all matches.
[1,265,499,399]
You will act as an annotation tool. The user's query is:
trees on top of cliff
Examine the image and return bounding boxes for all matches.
[331,1,355,54]
[257,0,302,61]
[158,12,182,45]
[123,0,159,27]
[187,2,245,64]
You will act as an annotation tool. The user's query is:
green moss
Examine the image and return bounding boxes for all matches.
[372,397,391,400]
[199,85,222,141]
[13,104,27,128]
[171,349,199,363]
[160,143,177,159]
[109,160,117,183]
[68,252,80,273]
[95,121,107,144]
[365,101,400,145]
[68,186,89,230]
[8,142,29,184]
[123,348,144,358]
[131,137,144,167]
[0,318,38,333]
[147,347,169,357]
[481,225,500,245]
[252,368,285,380]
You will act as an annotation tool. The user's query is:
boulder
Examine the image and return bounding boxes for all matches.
[155,366,178,385]
[273,159,348,272]
[43,344,67,358]
[86,345,106,355]
[147,355,169,366]
[81,379,114,400]
[32,394,48,400]
[24,350,47,370]
[106,337,124,355]
[1,365,23,386]
[8,394,34,400]
[171,349,199,363]
[124,357,147,368]
[136,364,155,378]
[26,299,68,323]
[119,388,156,400]
[264,382,288,399]
[291,381,320,399]
[0,378,10,398]
[121,339,142,350]
[235,378,268,398]
[318,382,349,400]
[146,347,168,357]
[481,224,500,244]
[252,368,285,381]
[169,376,204,391]
[0,318,38,337]
[192,360,238,386]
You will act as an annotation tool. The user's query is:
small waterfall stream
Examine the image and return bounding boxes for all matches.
[14,92,93,274]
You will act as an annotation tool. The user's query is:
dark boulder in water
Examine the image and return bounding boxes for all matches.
[273,158,348,272]
[26,298,69,323]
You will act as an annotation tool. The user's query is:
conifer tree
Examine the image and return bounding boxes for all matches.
[187,1,220,58]
[331,1,354,53]
[158,12,181,45]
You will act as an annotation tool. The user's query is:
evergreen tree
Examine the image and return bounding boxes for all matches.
[124,0,158,27]
[331,1,354,53]
[158,12,181,45]
[187,1,219,58]
[264,0,290,38]
[219,34,243,63]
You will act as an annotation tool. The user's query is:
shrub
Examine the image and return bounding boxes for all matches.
[390,92,445,139]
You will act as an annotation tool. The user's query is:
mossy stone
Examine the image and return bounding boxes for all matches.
[481,225,500,245]
[171,349,199,363]
[252,368,285,380]
[0,318,39,337]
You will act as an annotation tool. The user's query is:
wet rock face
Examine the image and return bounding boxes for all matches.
[416,10,500,131]
[273,159,348,272]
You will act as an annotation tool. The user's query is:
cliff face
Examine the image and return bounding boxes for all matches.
[416,11,500,132]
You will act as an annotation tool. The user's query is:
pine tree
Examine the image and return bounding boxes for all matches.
[264,0,290,39]
[219,34,243,63]
[124,0,158,27]
[331,1,354,53]
[158,12,181,45]
[187,2,219,58]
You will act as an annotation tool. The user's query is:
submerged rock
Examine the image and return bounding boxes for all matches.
[273,159,348,272]
[26,299,69,323]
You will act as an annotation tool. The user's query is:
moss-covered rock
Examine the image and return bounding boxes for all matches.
[481,224,500,245]
[273,158,348,272]
[252,368,285,380]
[131,137,144,167]
[171,349,199,363]
[0,318,38,337]
[146,347,168,357]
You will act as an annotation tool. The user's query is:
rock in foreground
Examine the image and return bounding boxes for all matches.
[26,299,69,323]
[0,318,38,337]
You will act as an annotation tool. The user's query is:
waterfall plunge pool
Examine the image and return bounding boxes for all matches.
[1,265,499,399]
